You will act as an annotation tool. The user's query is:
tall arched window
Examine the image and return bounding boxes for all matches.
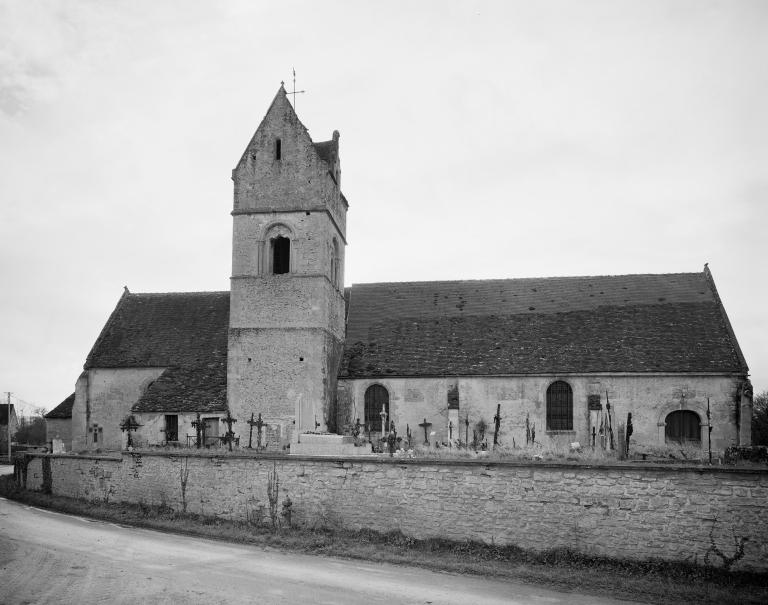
[546,381,573,430]
[665,410,701,445]
[364,384,389,431]
[271,235,290,274]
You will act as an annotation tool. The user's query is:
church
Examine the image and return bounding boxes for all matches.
[54,85,753,455]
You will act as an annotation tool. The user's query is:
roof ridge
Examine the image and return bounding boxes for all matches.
[350,271,704,288]
[127,290,229,297]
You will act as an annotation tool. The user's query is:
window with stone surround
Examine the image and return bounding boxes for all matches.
[546,381,573,431]
[665,410,701,445]
[364,384,389,432]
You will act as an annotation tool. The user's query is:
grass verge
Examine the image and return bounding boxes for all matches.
[1,475,766,604]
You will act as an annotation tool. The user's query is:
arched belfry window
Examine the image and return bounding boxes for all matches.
[271,235,290,274]
[665,410,701,445]
[364,384,389,432]
[546,381,573,430]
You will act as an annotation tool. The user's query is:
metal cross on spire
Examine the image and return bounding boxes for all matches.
[285,68,305,110]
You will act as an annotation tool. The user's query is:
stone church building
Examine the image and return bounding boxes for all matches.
[63,85,752,454]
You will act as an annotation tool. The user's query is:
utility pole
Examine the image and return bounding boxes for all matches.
[5,392,11,464]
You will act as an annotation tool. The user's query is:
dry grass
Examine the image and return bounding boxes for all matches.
[1,475,766,605]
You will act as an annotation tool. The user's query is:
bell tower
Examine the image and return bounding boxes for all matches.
[228,84,348,446]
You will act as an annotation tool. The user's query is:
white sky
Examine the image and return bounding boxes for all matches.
[1,0,766,414]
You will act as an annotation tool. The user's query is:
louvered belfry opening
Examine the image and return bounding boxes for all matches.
[665,410,701,445]
[272,236,290,274]
[546,381,573,430]
[364,384,389,431]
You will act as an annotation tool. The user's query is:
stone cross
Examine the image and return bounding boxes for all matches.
[191,413,203,449]
[221,410,238,452]
[493,403,501,446]
[419,418,432,445]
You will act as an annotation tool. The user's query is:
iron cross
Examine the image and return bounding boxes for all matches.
[419,418,432,445]
[285,68,305,110]
[221,410,238,452]
[247,412,267,450]
[191,412,203,448]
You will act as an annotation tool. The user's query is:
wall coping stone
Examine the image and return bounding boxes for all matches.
[21,450,768,476]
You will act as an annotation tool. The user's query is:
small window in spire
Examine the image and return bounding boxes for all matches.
[275,139,282,160]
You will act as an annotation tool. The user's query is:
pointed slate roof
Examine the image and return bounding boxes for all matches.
[45,393,75,419]
[340,269,747,378]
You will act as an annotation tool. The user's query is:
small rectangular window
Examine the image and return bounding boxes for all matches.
[165,415,179,442]
[275,139,281,160]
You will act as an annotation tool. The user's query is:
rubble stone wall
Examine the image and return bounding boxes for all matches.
[21,453,768,571]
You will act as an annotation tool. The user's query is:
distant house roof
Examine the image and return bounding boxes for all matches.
[45,394,75,419]
[0,404,16,425]
[85,290,229,369]
[339,269,747,378]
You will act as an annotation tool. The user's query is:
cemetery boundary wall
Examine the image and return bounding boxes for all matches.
[19,452,768,572]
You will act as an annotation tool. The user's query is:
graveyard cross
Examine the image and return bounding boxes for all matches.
[493,403,502,446]
[191,413,203,449]
[247,413,267,449]
[387,422,397,457]
[419,418,432,445]
[119,415,142,449]
[221,410,238,452]
[247,413,254,448]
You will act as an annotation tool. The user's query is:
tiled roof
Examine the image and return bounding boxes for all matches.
[132,361,227,413]
[340,271,747,377]
[45,394,75,419]
[85,291,229,369]
[313,139,338,167]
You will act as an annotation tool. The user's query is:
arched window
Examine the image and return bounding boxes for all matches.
[665,410,701,445]
[546,381,573,430]
[271,235,290,274]
[364,384,389,431]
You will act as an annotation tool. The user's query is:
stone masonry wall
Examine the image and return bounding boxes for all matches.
[22,453,768,572]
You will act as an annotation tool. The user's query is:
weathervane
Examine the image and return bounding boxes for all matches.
[284,68,305,110]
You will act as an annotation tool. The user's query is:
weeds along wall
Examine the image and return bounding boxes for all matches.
[21,453,768,572]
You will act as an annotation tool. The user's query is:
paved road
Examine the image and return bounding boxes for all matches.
[0,495,642,604]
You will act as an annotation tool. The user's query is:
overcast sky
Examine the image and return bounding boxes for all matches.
[1,0,766,414]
